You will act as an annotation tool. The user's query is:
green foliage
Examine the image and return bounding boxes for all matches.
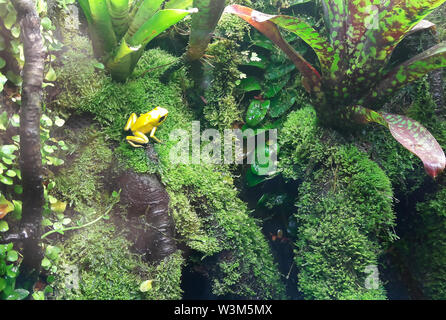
[0,242,28,300]
[0,109,67,299]
[0,0,63,93]
[279,107,396,299]
[225,2,446,178]
[54,43,285,299]
[202,39,244,130]
[78,0,195,81]
[405,188,446,299]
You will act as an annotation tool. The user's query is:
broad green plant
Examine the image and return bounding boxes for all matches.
[78,0,197,81]
[225,1,446,178]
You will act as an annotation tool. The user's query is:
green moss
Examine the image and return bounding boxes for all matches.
[215,14,251,42]
[52,35,107,112]
[162,161,286,298]
[54,40,285,299]
[202,40,244,131]
[54,130,112,208]
[410,188,446,299]
[51,128,184,300]
[55,215,184,300]
[55,219,148,300]
[279,107,396,299]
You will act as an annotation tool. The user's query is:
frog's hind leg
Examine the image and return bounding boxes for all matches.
[126,131,149,148]
[149,126,161,143]
[124,113,137,131]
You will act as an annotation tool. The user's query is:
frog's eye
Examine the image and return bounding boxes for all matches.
[159,115,166,122]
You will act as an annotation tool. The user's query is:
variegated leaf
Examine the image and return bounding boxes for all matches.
[346,105,446,178]
[363,42,446,105]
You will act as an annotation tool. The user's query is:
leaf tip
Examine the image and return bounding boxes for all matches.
[424,157,446,179]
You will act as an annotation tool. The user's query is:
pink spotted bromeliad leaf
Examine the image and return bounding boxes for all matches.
[225,1,446,178]
[346,106,446,178]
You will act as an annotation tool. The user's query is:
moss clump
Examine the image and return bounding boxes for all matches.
[202,40,244,131]
[55,130,112,208]
[161,160,286,299]
[215,14,251,42]
[279,107,396,299]
[55,216,184,300]
[52,35,107,112]
[409,188,446,299]
[54,41,285,299]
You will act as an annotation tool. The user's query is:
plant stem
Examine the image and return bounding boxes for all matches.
[41,199,118,239]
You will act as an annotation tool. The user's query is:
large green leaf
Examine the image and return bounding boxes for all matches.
[128,8,197,47]
[87,0,117,54]
[363,42,446,105]
[125,0,164,41]
[164,0,193,9]
[246,99,270,127]
[346,105,446,179]
[107,0,129,40]
[224,4,322,93]
[186,0,226,61]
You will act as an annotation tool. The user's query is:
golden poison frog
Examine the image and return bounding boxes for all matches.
[124,107,168,147]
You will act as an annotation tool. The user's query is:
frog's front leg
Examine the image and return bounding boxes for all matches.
[126,131,149,148]
[149,126,162,143]
[124,113,137,131]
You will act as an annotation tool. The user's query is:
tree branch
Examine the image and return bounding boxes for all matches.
[11,0,45,288]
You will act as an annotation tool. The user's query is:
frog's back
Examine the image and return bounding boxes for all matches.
[132,114,155,134]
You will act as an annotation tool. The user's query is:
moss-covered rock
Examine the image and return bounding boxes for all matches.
[48,127,184,300]
[279,107,396,299]
[52,38,286,299]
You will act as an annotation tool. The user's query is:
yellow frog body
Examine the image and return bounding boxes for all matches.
[124,106,168,147]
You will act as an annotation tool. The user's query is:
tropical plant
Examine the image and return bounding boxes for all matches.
[225,1,446,178]
[160,0,226,88]
[78,0,197,81]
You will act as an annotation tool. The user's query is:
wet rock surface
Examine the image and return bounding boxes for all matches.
[118,169,176,263]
